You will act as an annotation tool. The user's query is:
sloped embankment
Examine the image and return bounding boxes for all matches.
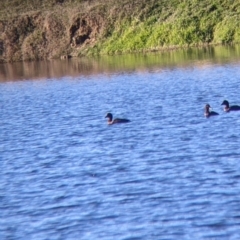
[1,0,240,62]
[0,8,107,62]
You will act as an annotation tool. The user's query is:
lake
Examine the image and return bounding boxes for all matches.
[1,45,240,239]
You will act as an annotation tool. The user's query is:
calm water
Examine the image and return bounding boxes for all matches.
[1,46,240,239]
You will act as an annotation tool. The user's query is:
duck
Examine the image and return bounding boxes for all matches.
[105,112,130,124]
[221,100,240,112]
[204,104,219,117]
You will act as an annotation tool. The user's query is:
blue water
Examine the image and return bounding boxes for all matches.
[1,54,240,239]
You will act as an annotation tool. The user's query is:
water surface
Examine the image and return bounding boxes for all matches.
[1,46,240,239]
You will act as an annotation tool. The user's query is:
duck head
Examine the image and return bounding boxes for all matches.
[105,112,113,121]
[204,104,211,115]
[221,100,229,107]
[205,104,211,112]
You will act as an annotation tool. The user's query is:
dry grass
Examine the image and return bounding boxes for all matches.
[1,0,240,62]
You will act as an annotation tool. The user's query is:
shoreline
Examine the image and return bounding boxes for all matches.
[1,1,240,63]
[0,42,236,64]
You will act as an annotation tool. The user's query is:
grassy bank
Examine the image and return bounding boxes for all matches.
[1,0,240,62]
[93,0,240,55]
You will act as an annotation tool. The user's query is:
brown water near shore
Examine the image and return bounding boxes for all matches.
[1,45,240,82]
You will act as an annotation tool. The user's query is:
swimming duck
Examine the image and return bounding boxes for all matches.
[105,112,130,124]
[221,100,240,112]
[204,104,219,117]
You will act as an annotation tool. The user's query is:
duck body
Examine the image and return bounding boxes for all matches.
[221,100,240,112]
[105,113,130,124]
[204,104,219,117]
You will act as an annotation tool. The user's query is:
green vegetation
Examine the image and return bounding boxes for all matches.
[94,0,240,55]
[1,0,240,62]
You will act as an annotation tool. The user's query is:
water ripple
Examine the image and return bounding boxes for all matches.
[1,61,240,239]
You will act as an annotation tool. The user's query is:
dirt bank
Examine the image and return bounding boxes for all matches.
[1,0,240,63]
[0,4,109,62]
